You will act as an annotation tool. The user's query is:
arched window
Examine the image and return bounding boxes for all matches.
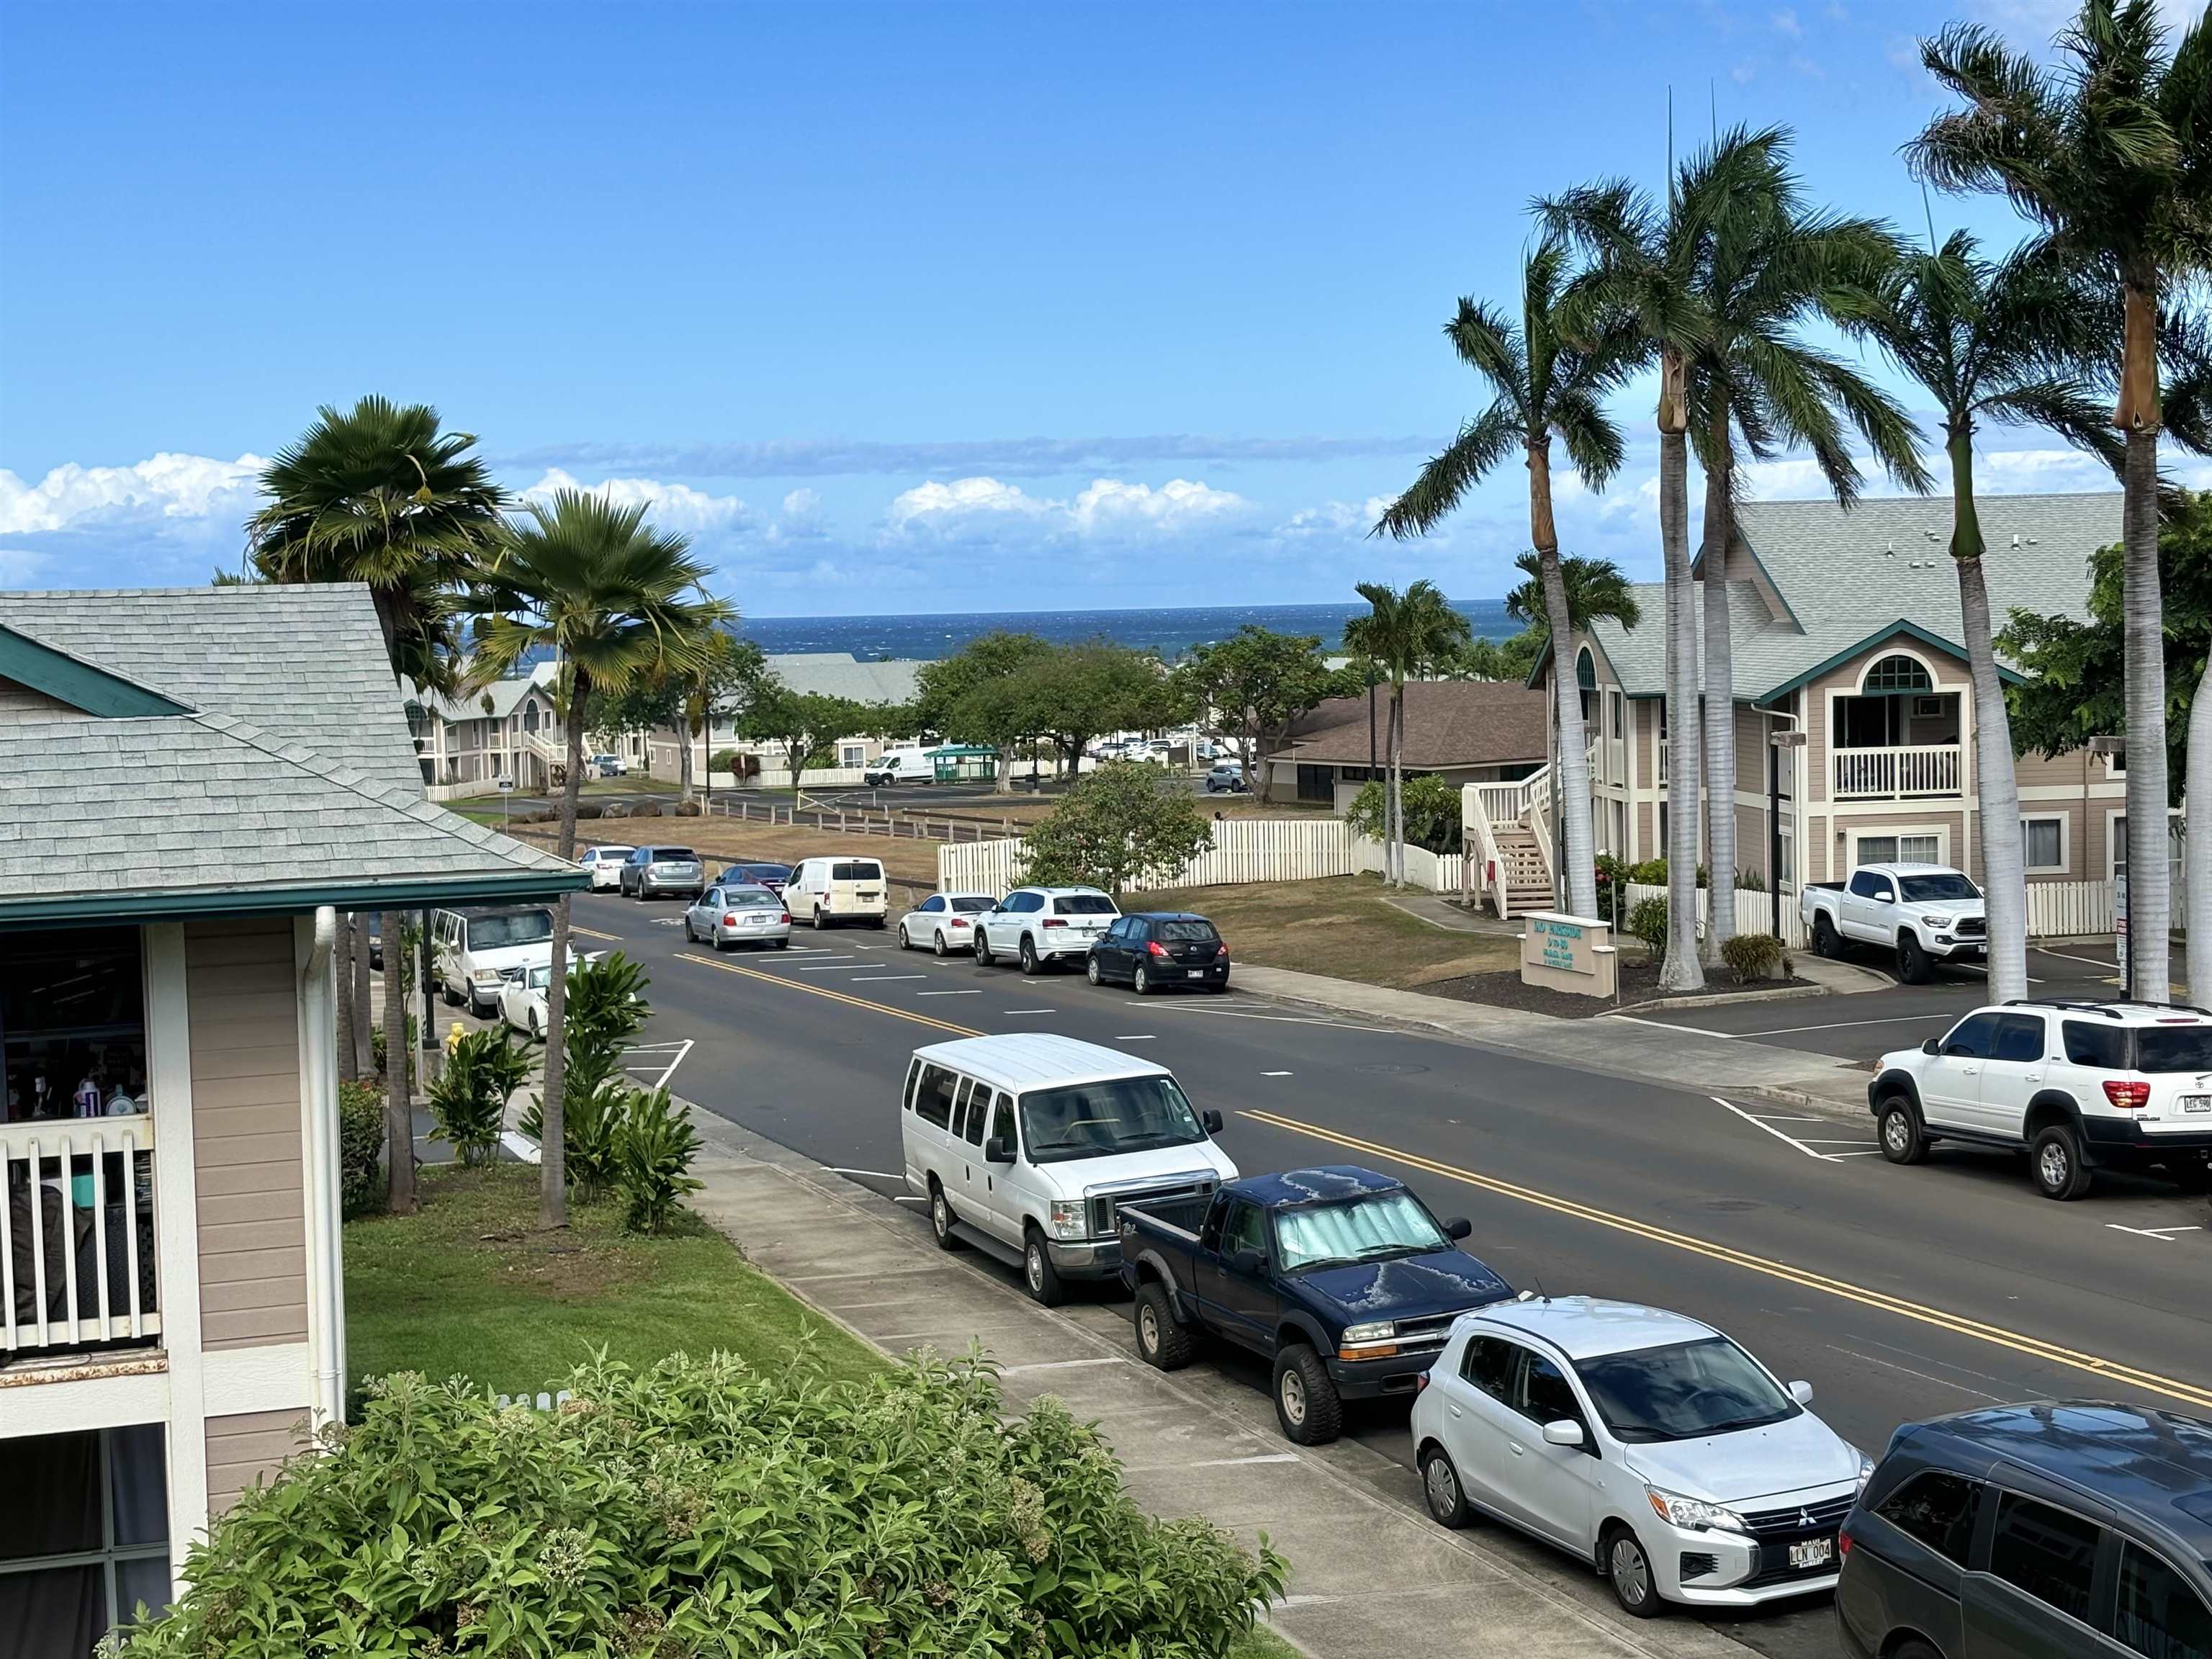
[523,702,539,732]
[1576,647,1597,725]
[1863,654,1932,693]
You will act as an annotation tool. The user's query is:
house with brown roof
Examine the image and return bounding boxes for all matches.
[1263,680,1549,810]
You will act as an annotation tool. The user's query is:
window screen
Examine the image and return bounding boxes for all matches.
[1988,1492,2100,1625]
[1875,1472,1979,1566]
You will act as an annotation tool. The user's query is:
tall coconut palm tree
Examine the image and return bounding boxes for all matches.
[464,490,733,1228]
[1912,0,2212,1000]
[1680,129,1930,964]
[1343,581,1473,886]
[1837,233,2123,1001]
[246,395,508,698]
[1374,230,1637,917]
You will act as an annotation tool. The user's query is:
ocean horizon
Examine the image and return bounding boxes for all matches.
[739,598,1518,662]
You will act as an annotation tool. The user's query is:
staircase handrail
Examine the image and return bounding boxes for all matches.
[1459,785,1512,918]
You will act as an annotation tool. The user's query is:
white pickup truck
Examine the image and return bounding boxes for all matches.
[1799,862,1987,984]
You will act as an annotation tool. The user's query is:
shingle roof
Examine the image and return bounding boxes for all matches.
[1270,680,1549,769]
[1583,492,2121,701]
[0,583,428,793]
[763,652,922,705]
[415,660,560,722]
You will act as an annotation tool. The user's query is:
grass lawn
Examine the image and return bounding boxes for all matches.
[1147,875,1519,989]
[345,1163,881,1397]
[1231,1626,1304,1659]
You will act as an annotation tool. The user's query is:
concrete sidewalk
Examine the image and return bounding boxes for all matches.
[685,1108,1762,1659]
[1229,964,1872,1121]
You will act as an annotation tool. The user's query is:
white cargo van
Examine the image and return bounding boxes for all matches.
[785,856,889,927]
[863,748,937,786]
[901,1033,1237,1304]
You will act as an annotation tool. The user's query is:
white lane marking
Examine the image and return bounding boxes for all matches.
[1826,1150,1883,1157]
[632,1038,693,1090]
[1725,1011,1963,1038]
[1824,1343,2007,1402]
[1004,1007,1055,1014]
[796,964,871,973]
[1750,1114,1826,1122]
[917,989,984,997]
[1117,1034,1156,1041]
[2037,947,2122,970]
[2106,1223,2204,1241]
[1712,1095,1840,1162]
[853,975,926,982]
[1000,1357,1128,1375]
[825,1166,908,1181]
[1152,1005,1408,1036]
[1943,963,2044,984]
[1262,1070,1294,1077]
[1800,1137,1881,1145]
[1606,1012,1734,1037]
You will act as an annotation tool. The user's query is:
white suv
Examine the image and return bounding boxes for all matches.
[1871,999,2212,1199]
[974,887,1120,974]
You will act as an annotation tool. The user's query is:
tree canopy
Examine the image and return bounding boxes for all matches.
[1022,763,1215,896]
[1169,626,1341,786]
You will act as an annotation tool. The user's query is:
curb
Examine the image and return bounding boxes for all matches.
[1621,983,1825,1014]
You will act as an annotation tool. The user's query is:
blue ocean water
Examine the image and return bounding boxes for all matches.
[740,599,1518,662]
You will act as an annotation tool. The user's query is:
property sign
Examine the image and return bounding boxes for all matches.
[495,777,515,794]
[1519,911,1618,999]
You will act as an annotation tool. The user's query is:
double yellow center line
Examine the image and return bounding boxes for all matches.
[1240,1107,2212,1413]
[675,950,987,1039]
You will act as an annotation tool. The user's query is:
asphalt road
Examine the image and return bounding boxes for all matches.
[565,890,2212,1658]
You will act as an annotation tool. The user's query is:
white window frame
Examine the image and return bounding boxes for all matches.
[840,742,868,768]
[1847,824,1949,868]
[2020,813,2069,876]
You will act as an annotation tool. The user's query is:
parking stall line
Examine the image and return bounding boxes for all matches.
[852,975,926,983]
[1717,1011,1962,1039]
[673,953,984,1038]
[1237,1106,2212,1412]
[1604,1012,1735,1038]
[1712,1095,1839,1161]
[917,990,983,997]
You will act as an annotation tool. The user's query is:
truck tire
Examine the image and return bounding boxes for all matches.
[1877,1094,1928,1164]
[1133,1284,1194,1370]
[2032,1123,2092,1200]
[1022,1227,1068,1306]
[1897,931,1933,984]
[929,1181,963,1251]
[1272,1344,1342,1444]
[1812,912,1841,958]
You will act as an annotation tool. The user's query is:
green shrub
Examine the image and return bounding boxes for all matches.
[1346,774,1463,853]
[1627,894,1668,954]
[1720,932,1786,984]
[369,1012,418,1089]
[615,1087,703,1233]
[521,954,655,1198]
[117,1352,1285,1659]
[337,1079,385,1217]
[522,1074,629,1202]
[429,1029,533,1168]
[1737,865,1766,894]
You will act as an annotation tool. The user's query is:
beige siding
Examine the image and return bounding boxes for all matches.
[205,1408,307,1515]
[0,675,80,724]
[186,917,308,1352]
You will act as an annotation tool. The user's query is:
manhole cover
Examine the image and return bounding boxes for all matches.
[1701,1199,1762,1213]
[1357,1061,1431,1075]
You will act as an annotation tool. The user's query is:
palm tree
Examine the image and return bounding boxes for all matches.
[1545,132,1780,991]
[1375,230,1635,917]
[246,395,508,698]
[1837,233,2122,1000]
[1342,581,1472,886]
[1912,0,2211,1001]
[1680,129,1929,965]
[464,490,734,1228]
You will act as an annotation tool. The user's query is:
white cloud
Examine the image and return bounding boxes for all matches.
[0,451,264,535]
[887,475,1053,531]
[884,475,1251,541]
[521,467,756,536]
[1071,477,1246,531]
[1772,7,1803,35]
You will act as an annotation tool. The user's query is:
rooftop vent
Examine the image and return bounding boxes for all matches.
[1884,541,1895,557]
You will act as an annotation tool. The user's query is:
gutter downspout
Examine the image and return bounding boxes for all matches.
[301,907,345,1430]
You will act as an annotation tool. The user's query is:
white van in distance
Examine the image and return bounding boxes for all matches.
[784,856,889,928]
[902,1033,1238,1305]
[863,747,938,786]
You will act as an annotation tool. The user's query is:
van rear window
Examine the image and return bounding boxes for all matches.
[467,912,554,950]
[832,861,883,881]
[2134,1026,2212,1073]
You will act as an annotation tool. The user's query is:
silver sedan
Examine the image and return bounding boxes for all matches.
[684,883,791,950]
[895,892,996,954]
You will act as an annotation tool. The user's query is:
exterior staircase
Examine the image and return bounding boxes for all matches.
[1489,819,1554,918]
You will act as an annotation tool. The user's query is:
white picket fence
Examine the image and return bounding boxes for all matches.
[1614,876,2119,950]
[1618,882,1809,949]
[938,817,1467,899]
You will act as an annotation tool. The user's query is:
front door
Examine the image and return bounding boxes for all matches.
[1923,1012,2002,1130]
[1502,1349,1599,1550]
[1202,1199,1280,1352]
[971,1091,1023,1245]
[1095,917,1135,981]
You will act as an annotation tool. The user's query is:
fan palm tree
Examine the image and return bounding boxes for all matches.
[1680,130,1930,965]
[1836,233,2123,1000]
[1374,230,1636,917]
[1912,0,2212,1001]
[246,395,508,697]
[464,490,734,1228]
[1343,580,1472,886]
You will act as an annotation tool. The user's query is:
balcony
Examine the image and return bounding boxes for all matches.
[4,1118,161,1357]
[1831,743,1964,801]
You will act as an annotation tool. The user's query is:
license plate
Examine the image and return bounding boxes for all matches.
[2182,1096,2211,1114]
[1789,1537,1834,1570]
[1187,969,1205,979]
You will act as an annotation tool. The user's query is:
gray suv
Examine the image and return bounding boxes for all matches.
[619,845,705,900]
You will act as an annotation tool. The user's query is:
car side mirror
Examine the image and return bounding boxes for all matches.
[1228,1248,1265,1277]
[1444,1217,1473,1241]
[1201,1108,1224,1134]
[1541,1419,1585,1448]
[1922,1038,1941,1056]
[1789,1380,1815,1406]
[984,1136,1015,1166]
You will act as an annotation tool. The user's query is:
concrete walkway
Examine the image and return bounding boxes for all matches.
[685,1109,1761,1659]
[1378,891,1521,935]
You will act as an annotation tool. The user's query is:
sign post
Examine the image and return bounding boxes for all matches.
[495,775,515,829]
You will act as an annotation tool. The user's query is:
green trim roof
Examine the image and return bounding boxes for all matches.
[1753,618,2026,706]
[0,624,191,716]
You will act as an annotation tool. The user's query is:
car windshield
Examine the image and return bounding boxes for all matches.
[652,848,700,864]
[950,896,994,914]
[832,861,882,881]
[1158,920,1219,943]
[1017,1076,1205,1163]
[1573,1337,1802,1443]
[467,911,554,950]
[2133,1026,2212,1072]
[1056,895,1118,914]
[1274,1191,1447,1272]
[727,889,782,909]
[1898,873,1979,903]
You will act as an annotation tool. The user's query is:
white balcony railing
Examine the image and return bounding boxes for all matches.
[1831,743,1964,800]
[3,1118,161,1354]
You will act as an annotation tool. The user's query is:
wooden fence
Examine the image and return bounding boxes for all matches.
[938,819,1467,898]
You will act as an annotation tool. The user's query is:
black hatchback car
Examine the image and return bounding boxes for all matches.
[1085,912,1229,994]
[1837,1401,2212,1659]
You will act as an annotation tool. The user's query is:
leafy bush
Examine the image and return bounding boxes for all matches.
[369,1012,418,1088]
[1624,858,1707,889]
[337,1079,385,1217]
[1346,774,1463,853]
[1737,865,1766,893]
[1627,894,1669,955]
[429,1029,534,1167]
[615,1087,703,1233]
[1023,763,1213,895]
[1721,932,1787,984]
[117,1352,1285,1659]
[521,955,655,1200]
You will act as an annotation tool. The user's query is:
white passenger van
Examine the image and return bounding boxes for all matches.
[901,1033,1237,1304]
[430,904,557,1017]
[784,856,889,928]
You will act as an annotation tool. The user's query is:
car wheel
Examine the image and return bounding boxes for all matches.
[712,932,730,953]
[1419,1445,1472,1529]
[1019,937,1040,976]
[975,931,994,968]
[1086,956,1103,986]
[1022,1228,1066,1306]
[1812,913,1840,958]
[897,922,911,950]
[1133,1283,1195,1370]
[1897,932,1932,984]
[2032,1123,2092,1200]
[1133,963,1153,996]
[813,908,826,930]
[1604,1527,1662,1618]
[933,930,949,958]
[1889,1645,1939,1659]
[1878,1095,1928,1165]
[527,1010,541,1040]
[929,1182,962,1251]
[1271,1345,1341,1444]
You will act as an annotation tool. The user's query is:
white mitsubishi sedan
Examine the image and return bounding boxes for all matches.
[1411,1298,1869,1617]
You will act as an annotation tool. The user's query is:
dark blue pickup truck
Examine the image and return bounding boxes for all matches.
[1117,1165,1514,1444]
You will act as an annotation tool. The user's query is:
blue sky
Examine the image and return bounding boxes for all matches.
[1,0,2201,615]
